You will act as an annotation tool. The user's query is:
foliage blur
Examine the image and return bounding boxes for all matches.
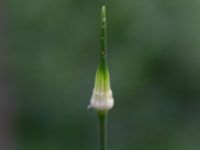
[2,0,200,149]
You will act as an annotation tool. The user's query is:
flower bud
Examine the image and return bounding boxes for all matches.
[88,6,114,112]
[89,68,114,112]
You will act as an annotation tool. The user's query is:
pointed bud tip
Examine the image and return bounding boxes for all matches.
[102,5,106,12]
[101,6,106,19]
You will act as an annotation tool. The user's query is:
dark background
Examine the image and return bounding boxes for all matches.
[0,0,200,150]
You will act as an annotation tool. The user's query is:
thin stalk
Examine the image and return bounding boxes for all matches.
[97,6,109,150]
[99,6,107,72]
[98,112,107,150]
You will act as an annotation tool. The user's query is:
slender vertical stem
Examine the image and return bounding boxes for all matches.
[97,6,109,150]
[98,112,107,150]
[99,6,107,70]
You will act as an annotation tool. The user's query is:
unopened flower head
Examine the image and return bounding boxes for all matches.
[89,65,114,112]
[89,6,114,112]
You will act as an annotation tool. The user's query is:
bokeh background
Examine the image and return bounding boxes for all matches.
[0,0,200,150]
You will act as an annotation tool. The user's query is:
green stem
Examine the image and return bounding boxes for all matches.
[99,6,107,71]
[98,112,107,150]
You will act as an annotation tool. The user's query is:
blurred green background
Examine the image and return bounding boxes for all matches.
[3,0,200,149]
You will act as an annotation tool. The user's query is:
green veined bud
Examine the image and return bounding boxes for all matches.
[88,6,114,112]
